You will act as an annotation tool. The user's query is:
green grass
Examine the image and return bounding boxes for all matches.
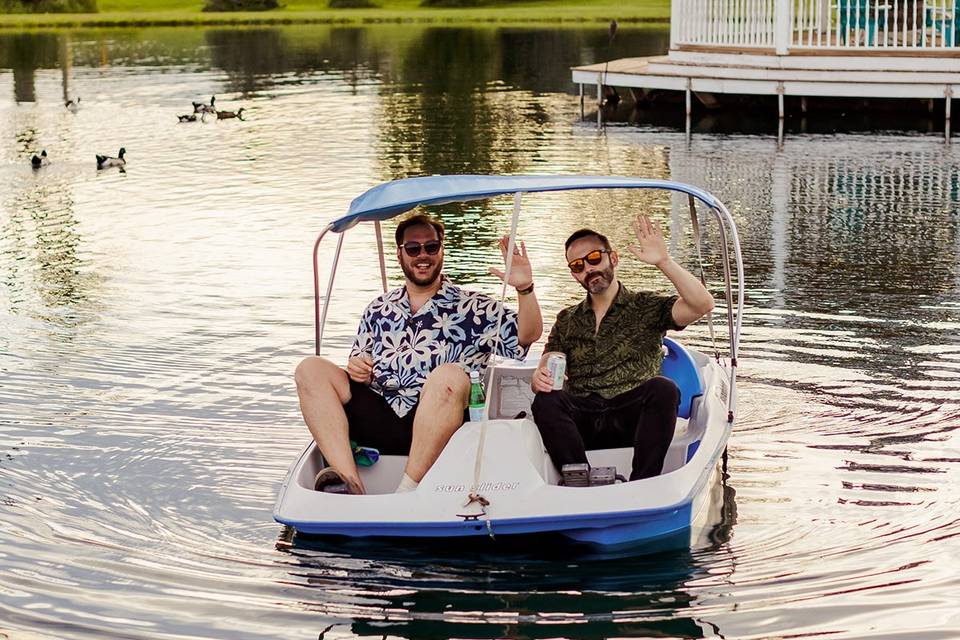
[0,0,670,28]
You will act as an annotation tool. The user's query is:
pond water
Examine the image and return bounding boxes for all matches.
[1,24,959,640]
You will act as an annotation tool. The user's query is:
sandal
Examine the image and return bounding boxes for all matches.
[314,467,349,493]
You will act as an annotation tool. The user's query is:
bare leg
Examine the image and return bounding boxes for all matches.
[404,363,470,482]
[294,356,364,494]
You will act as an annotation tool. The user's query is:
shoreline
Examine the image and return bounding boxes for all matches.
[0,7,670,29]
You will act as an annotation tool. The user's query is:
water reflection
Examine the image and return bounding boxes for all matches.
[1,32,57,102]
[0,172,100,339]
[0,24,669,102]
[206,29,290,96]
[284,540,718,639]
[275,472,737,639]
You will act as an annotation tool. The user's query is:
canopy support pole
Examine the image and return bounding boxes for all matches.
[374,220,388,293]
[688,195,720,362]
[312,224,334,356]
[316,231,345,356]
[489,192,521,357]
[710,202,743,422]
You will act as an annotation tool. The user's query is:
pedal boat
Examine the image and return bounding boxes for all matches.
[274,175,744,550]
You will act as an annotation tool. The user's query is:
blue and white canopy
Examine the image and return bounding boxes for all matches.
[329,175,723,232]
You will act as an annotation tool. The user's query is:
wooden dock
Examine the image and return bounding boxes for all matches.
[573,0,960,139]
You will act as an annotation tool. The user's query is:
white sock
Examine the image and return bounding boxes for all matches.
[395,473,419,493]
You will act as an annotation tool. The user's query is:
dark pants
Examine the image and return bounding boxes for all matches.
[344,380,470,455]
[531,376,680,481]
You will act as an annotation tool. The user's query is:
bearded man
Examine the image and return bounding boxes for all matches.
[530,215,714,482]
[295,214,542,494]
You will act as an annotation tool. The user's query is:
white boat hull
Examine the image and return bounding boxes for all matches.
[274,342,733,551]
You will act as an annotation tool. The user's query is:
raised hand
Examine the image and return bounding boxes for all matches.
[627,214,669,267]
[346,354,373,384]
[489,235,534,289]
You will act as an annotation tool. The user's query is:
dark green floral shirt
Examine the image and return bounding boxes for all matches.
[544,282,682,399]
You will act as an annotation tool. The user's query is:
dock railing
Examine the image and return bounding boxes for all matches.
[671,0,959,52]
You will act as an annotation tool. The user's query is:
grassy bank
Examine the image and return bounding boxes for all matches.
[0,0,669,28]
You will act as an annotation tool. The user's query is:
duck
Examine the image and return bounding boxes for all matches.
[215,107,244,120]
[31,150,49,168]
[177,114,198,122]
[65,97,80,112]
[192,95,216,114]
[96,147,126,170]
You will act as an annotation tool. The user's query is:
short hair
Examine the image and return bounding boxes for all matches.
[565,228,611,253]
[395,214,445,246]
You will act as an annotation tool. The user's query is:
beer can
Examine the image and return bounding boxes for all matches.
[546,353,566,390]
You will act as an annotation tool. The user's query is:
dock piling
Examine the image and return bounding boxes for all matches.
[946,86,953,143]
[579,83,584,121]
[597,82,602,128]
[777,82,785,120]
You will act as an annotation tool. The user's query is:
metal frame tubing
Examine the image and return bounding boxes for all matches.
[313,225,342,356]
[310,182,746,417]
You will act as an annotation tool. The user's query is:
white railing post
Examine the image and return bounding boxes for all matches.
[670,0,681,49]
[774,0,792,54]
[663,0,960,52]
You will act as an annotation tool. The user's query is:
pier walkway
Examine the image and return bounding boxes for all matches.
[573,0,960,137]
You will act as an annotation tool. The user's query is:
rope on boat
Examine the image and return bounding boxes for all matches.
[464,412,491,512]
[461,192,522,533]
[489,192,521,359]
[461,433,494,537]
[688,194,721,363]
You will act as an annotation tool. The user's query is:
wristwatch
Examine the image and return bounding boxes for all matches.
[517,282,535,296]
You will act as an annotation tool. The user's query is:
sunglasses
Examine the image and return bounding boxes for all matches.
[401,240,442,257]
[568,249,610,273]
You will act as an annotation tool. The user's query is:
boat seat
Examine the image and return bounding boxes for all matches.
[487,337,704,421]
[661,336,704,420]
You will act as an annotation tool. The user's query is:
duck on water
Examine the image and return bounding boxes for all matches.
[31,150,49,168]
[216,108,244,120]
[192,95,215,114]
[96,147,126,170]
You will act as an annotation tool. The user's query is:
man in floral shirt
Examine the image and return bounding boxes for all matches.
[295,214,542,494]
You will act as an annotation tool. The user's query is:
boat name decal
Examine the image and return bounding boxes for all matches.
[434,481,521,493]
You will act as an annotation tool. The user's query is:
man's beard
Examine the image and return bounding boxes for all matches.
[580,267,614,294]
[401,255,443,287]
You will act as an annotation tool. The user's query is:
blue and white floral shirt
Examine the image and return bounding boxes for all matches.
[350,276,528,417]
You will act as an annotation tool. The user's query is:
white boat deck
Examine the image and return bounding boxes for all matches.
[572,50,960,100]
[572,0,960,137]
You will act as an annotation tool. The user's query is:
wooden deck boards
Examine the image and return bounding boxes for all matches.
[575,57,660,74]
[572,49,960,100]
